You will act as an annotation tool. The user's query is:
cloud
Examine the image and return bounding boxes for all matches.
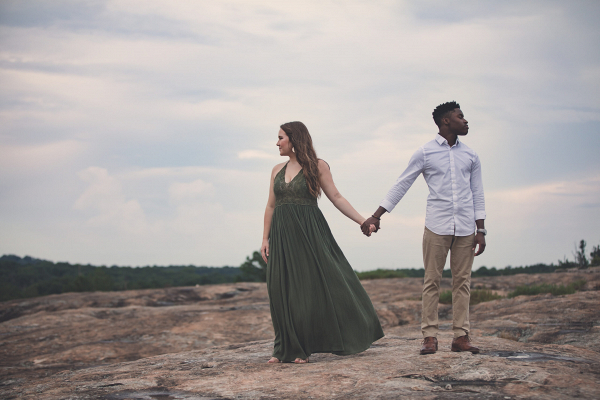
[75,167,149,234]
[487,175,600,229]
[62,165,266,265]
[1,0,599,269]
[237,149,279,160]
[0,140,86,177]
[169,179,216,203]
[482,175,600,266]
[0,0,105,28]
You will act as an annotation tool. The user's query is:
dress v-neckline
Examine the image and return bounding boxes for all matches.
[283,162,302,184]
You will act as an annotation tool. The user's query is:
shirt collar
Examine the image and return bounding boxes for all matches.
[435,133,460,147]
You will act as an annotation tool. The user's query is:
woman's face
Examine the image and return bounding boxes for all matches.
[276,129,293,156]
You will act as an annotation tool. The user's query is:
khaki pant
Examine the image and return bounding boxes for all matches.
[421,227,475,338]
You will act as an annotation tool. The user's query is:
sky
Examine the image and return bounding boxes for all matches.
[1,0,599,271]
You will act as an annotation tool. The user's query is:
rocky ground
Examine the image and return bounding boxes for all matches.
[1,268,599,399]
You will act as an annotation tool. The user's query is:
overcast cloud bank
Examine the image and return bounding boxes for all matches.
[1,0,599,270]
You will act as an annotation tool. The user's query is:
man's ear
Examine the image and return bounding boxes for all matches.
[441,110,455,126]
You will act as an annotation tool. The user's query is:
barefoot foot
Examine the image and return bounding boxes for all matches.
[294,357,309,364]
[267,357,281,363]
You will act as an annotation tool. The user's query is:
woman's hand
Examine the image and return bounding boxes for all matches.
[261,239,270,263]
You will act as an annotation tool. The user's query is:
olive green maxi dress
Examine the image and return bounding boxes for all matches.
[267,163,384,362]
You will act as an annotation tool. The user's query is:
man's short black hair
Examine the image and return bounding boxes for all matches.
[432,101,461,127]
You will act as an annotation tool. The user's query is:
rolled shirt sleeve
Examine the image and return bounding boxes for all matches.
[380,147,425,212]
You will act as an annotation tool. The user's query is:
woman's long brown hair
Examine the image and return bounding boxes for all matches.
[280,121,321,198]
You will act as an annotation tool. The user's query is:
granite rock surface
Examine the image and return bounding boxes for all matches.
[1,269,599,399]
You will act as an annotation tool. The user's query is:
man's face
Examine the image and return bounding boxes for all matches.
[446,108,469,136]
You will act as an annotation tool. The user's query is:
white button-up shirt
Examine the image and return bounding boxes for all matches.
[380,134,486,236]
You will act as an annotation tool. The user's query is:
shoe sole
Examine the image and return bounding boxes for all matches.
[451,348,479,354]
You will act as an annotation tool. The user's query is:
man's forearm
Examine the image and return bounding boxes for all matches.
[380,149,424,213]
[475,219,485,229]
[373,206,388,219]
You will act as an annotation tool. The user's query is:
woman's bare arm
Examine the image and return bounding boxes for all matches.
[261,163,285,263]
[319,160,366,225]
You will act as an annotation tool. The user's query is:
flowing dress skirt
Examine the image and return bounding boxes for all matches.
[267,203,384,362]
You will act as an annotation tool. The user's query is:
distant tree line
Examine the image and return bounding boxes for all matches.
[2,239,597,302]
[570,239,600,269]
[356,238,599,280]
[0,255,242,302]
[238,251,267,282]
[357,263,560,280]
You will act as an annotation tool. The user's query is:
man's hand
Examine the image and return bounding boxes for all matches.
[473,233,486,256]
[361,216,380,237]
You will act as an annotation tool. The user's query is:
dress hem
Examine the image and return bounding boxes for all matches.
[272,334,384,362]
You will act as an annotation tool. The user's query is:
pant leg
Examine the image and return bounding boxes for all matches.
[449,233,475,338]
[421,227,453,338]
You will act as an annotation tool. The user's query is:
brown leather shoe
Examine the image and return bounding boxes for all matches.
[420,337,438,355]
[451,335,480,354]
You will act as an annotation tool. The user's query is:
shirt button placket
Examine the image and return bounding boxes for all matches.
[450,147,457,215]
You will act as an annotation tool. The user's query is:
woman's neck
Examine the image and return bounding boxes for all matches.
[287,153,298,164]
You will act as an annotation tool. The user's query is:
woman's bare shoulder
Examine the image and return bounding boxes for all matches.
[317,159,331,171]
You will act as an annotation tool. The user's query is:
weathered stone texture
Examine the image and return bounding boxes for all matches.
[1,269,599,399]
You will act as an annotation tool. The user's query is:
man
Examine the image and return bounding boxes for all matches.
[361,101,486,355]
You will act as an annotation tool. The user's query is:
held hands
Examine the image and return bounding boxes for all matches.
[360,216,381,237]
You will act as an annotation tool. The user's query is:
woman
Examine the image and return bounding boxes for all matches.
[261,121,384,364]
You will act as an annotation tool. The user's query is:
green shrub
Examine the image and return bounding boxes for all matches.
[356,269,407,280]
[508,280,587,298]
[439,290,453,304]
[470,289,503,304]
[239,251,267,282]
[571,279,587,290]
[439,289,502,305]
